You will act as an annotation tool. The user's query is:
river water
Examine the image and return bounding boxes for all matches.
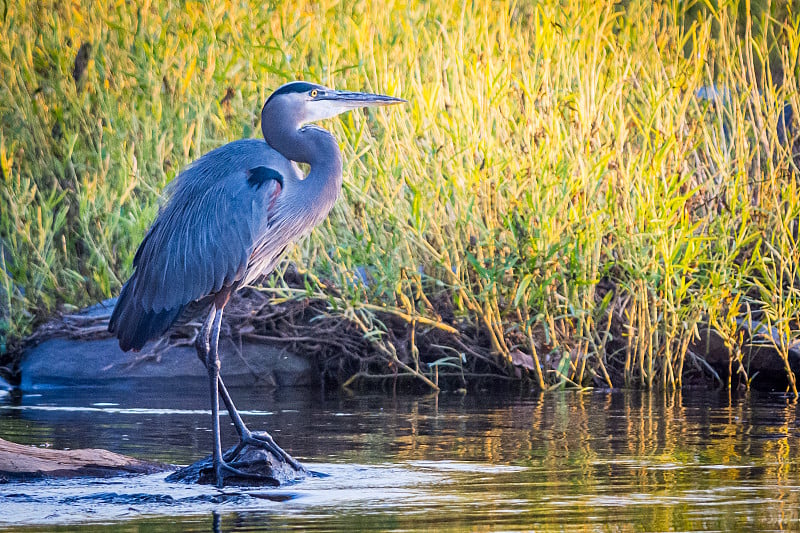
[1,381,799,531]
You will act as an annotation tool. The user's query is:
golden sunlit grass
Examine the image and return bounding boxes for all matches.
[1,0,799,391]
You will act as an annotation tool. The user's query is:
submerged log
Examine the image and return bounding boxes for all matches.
[0,438,168,482]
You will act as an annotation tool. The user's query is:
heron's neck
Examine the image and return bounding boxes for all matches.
[263,122,343,201]
[297,127,342,212]
[299,125,343,182]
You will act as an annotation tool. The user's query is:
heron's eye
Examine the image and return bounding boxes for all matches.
[310,89,318,98]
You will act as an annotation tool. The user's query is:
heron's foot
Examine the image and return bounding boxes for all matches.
[214,458,280,488]
[224,430,306,473]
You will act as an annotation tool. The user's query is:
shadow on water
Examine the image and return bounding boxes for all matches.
[2,381,800,531]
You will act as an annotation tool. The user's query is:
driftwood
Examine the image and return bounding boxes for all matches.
[0,438,168,482]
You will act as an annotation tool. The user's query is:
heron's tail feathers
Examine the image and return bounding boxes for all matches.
[108,279,185,352]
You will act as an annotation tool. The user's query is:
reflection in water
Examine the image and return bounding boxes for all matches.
[1,383,799,531]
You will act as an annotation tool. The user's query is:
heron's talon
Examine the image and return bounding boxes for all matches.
[220,434,304,473]
[239,432,305,472]
[222,442,247,463]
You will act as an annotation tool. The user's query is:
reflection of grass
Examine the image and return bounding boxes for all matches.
[1,1,799,390]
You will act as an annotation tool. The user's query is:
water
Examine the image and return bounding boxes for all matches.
[1,381,800,531]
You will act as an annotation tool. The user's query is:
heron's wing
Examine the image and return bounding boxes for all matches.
[130,159,286,313]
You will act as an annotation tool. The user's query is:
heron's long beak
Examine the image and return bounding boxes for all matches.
[319,90,407,109]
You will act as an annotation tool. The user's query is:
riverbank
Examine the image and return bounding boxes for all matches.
[5,279,799,394]
[2,1,800,393]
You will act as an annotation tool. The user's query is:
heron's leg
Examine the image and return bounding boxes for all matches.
[205,302,282,487]
[195,306,251,444]
[195,303,302,470]
[206,305,227,487]
[216,377,304,471]
[195,306,215,362]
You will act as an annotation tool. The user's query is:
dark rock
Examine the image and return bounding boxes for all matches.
[692,321,800,390]
[19,299,316,390]
[20,337,315,390]
[166,431,307,487]
[72,42,91,84]
[0,437,168,482]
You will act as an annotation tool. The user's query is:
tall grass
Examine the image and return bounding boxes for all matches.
[1,0,799,391]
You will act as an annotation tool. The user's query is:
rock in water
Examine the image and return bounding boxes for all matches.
[165,432,307,487]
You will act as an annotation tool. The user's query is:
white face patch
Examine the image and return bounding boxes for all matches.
[302,100,355,123]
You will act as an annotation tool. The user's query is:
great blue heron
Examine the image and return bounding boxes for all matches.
[108,81,405,487]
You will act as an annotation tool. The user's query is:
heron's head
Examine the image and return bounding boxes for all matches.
[262,81,406,130]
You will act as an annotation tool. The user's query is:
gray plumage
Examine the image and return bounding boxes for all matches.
[109,83,402,350]
[107,80,405,487]
[109,139,310,350]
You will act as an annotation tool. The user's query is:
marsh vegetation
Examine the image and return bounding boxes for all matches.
[1,0,799,391]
